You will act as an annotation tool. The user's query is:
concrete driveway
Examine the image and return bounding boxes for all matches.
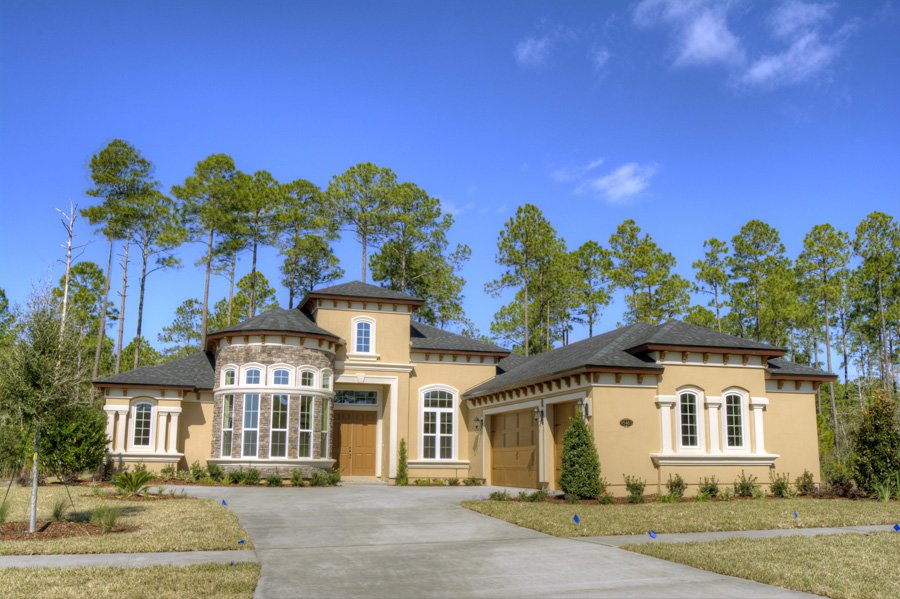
[187,484,809,598]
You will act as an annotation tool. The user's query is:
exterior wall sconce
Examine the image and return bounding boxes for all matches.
[533,406,544,423]
[473,416,484,431]
[577,398,592,419]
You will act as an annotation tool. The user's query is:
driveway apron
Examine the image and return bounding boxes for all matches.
[187,485,811,598]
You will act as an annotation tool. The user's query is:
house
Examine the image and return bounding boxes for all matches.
[94,281,834,494]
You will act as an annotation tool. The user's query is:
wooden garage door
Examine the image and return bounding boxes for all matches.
[490,410,538,488]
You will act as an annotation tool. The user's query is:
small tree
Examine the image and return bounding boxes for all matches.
[852,391,900,493]
[0,290,88,532]
[558,416,602,499]
[40,405,108,483]
[396,438,409,486]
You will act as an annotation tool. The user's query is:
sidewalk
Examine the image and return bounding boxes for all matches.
[0,549,257,569]
[581,524,893,547]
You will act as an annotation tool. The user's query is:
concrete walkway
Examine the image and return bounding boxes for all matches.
[0,549,256,569]
[584,524,893,547]
[182,485,816,598]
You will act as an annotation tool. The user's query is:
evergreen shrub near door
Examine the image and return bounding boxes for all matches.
[558,417,603,499]
[396,439,408,486]
[852,392,900,494]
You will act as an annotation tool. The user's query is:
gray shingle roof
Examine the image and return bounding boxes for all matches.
[767,358,835,378]
[94,351,216,390]
[631,320,781,352]
[209,307,336,338]
[305,281,423,303]
[497,353,533,374]
[410,321,508,354]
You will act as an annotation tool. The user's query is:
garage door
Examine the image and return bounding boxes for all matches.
[490,410,538,488]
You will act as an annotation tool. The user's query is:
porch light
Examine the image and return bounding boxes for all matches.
[577,398,591,418]
[533,407,544,423]
[473,416,484,431]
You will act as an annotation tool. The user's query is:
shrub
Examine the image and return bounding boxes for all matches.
[852,392,900,494]
[415,478,431,486]
[624,475,646,504]
[519,489,548,502]
[0,421,28,479]
[39,406,108,483]
[266,474,283,487]
[564,492,579,504]
[666,473,686,499]
[291,469,305,487]
[872,479,892,502]
[699,476,720,498]
[207,463,224,482]
[91,506,122,533]
[694,490,711,502]
[597,491,614,504]
[309,471,331,487]
[113,468,155,496]
[769,472,794,498]
[558,417,602,499]
[227,469,245,485]
[242,468,260,486]
[51,497,70,522]
[396,439,408,486]
[190,461,208,481]
[448,478,460,486]
[894,472,900,500]
[795,470,815,496]
[657,493,677,503]
[463,477,482,486]
[734,470,759,497]
[159,464,176,480]
[328,469,341,486]
[489,490,511,501]
[822,464,864,498]
[0,500,9,523]
[720,487,734,500]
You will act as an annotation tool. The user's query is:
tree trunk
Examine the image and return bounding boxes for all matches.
[29,430,40,534]
[523,284,529,356]
[200,227,213,348]
[133,251,149,370]
[93,239,114,378]
[249,237,258,318]
[877,276,888,390]
[714,284,721,332]
[361,233,367,283]
[288,288,295,310]
[59,208,75,333]
[588,313,594,337]
[114,239,130,374]
[824,291,838,451]
[227,254,236,325]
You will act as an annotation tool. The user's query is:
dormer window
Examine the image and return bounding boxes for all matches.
[274,369,290,386]
[245,368,261,385]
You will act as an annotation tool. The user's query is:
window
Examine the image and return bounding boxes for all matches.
[222,395,234,457]
[242,394,260,457]
[725,393,744,448]
[300,370,315,387]
[245,368,261,385]
[270,394,289,458]
[320,401,329,459]
[354,319,373,353]
[334,390,377,405]
[679,392,699,448]
[423,389,454,460]
[132,402,152,448]
[322,370,332,390]
[274,369,290,386]
[224,369,236,386]
[298,395,313,458]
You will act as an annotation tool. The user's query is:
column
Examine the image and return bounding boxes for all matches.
[166,409,182,454]
[156,412,169,453]
[655,396,676,454]
[388,378,398,478]
[750,397,769,454]
[114,409,127,453]
[103,407,117,452]
[706,396,723,454]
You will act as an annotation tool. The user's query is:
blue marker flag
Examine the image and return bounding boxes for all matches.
[229,562,235,567]
[648,530,657,539]
[793,511,798,519]
[238,539,246,545]
[893,523,900,532]
[573,514,580,525]
[221,499,227,507]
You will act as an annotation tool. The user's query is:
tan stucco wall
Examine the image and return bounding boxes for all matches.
[180,395,213,469]
[315,307,412,364]
[764,391,821,482]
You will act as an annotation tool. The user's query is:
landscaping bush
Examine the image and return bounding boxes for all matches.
[227,469,245,485]
[396,438,408,486]
[415,478,431,486]
[309,471,331,486]
[448,478,460,486]
[291,469,305,487]
[518,489,548,502]
[190,460,208,481]
[769,472,794,498]
[734,470,759,497]
[242,468,260,486]
[666,473,686,499]
[795,470,815,496]
[720,487,734,500]
[113,468,155,496]
[624,475,646,504]
[159,464,176,480]
[91,506,122,533]
[558,416,603,499]
[820,464,864,498]
[39,406,108,483]
[266,474,283,487]
[463,477,482,486]
[851,391,900,494]
[222,472,236,485]
[51,497,70,522]
[693,490,711,502]
[328,469,341,485]
[207,463,224,482]
[699,476,720,498]
[657,493,678,503]
[872,479,892,502]
[489,490,511,501]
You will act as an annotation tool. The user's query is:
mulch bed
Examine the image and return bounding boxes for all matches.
[0,521,137,541]
[103,493,192,502]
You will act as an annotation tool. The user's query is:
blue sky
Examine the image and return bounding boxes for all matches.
[1,0,898,352]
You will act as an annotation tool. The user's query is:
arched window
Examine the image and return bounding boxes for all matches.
[245,368,261,385]
[300,370,315,387]
[273,368,290,386]
[352,317,375,354]
[224,369,236,386]
[422,388,456,460]
[132,402,153,448]
[678,391,700,448]
[321,370,332,390]
[724,392,746,448]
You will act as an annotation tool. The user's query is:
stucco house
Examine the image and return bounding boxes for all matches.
[94,281,834,494]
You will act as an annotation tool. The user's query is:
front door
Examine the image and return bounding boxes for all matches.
[553,402,577,487]
[332,410,377,476]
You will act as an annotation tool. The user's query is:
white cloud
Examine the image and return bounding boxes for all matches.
[634,0,746,67]
[590,47,612,72]
[515,36,554,68]
[742,32,837,87]
[576,162,659,203]
[769,0,835,39]
[550,157,605,182]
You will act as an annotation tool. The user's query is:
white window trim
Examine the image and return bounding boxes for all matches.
[221,394,235,458]
[270,364,293,387]
[675,387,705,453]
[721,388,750,452]
[221,365,239,388]
[129,400,155,451]
[241,393,261,458]
[350,316,376,356]
[418,384,458,461]
[298,394,314,459]
[299,366,317,388]
[321,368,333,391]
[269,393,290,459]
[242,363,265,387]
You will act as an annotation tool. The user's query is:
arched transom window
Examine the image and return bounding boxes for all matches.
[422,389,455,460]
[132,402,153,448]
[678,391,699,448]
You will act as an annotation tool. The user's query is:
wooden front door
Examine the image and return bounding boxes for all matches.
[332,410,377,476]
[553,402,577,487]
[490,410,538,488]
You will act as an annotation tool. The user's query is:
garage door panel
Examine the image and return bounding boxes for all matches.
[490,410,538,488]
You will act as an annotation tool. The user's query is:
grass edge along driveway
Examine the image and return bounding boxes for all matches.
[626,531,900,599]
[462,497,900,536]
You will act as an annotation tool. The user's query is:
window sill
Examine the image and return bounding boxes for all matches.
[347,352,379,362]
[408,460,470,469]
[651,453,779,467]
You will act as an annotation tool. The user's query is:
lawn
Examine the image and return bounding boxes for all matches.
[0,485,252,555]
[627,532,900,599]
[0,563,261,599]
[462,497,900,536]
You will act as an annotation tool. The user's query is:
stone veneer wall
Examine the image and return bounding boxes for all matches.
[210,341,335,476]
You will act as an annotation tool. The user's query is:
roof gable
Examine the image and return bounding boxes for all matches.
[303,281,423,306]
[208,307,336,339]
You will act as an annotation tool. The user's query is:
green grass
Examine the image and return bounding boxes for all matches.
[462,497,899,536]
[627,532,900,599]
[0,563,260,599]
[0,485,252,555]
